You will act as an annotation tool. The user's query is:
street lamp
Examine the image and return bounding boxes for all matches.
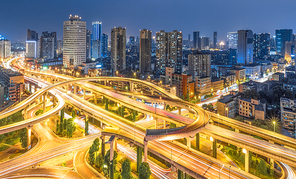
[273,121,276,133]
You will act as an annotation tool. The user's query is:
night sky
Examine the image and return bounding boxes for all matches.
[1,0,296,42]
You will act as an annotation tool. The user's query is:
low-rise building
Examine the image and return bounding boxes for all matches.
[283,81,296,93]
[280,98,296,138]
[220,73,236,88]
[172,73,195,98]
[217,91,240,118]
[272,72,285,81]
[195,76,211,98]
[239,80,269,93]
[211,78,224,95]
[243,64,261,80]
[239,98,266,120]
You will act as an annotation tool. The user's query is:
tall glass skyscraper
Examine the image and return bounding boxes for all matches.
[102,33,108,57]
[275,29,292,56]
[91,21,102,59]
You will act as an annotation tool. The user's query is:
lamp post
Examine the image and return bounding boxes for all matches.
[273,121,276,133]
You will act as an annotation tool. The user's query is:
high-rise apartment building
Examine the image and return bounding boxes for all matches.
[26,29,39,59]
[276,29,293,56]
[102,33,108,57]
[227,32,238,49]
[63,15,86,68]
[193,31,200,49]
[237,30,253,65]
[201,37,210,50]
[91,21,102,59]
[156,30,183,76]
[253,33,270,60]
[188,54,211,80]
[86,30,91,59]
[213,31,217,49]
[0,39,11,59]
[139,29,152,74]
[40,31,57,59]
[111,27,126,73]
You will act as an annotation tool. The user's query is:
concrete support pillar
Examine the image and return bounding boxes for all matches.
[151,89,153,95]
[235,128,240,133]
[212,138,217,158]
[178,108,181,115]
[186,137,191,148]
[130,82,134,92]
[23,108,28,120]
[154,118,158,129]
[60,107,64,123]
[189,111,194,119]
[245,150,249,173]
[83,89,86,99]
[108,135,116,179]
[133,110,136,121]
[74,85,77,94]
[163,103,166,110]
[94,93,97,105]
[27,126,32,148]
[85,114,89,135]
[53,96,56,107]
[43,93,47,114]
[196,133,200,151]
[178,169,183,179]
[29,84,32,93]
[101,136,105,157]
[163,120,166,129]
[144,139,148,162]
[104,97,109,111]
[137,146,142,172]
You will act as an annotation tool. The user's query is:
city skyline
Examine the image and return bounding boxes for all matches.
[1,0,296,42]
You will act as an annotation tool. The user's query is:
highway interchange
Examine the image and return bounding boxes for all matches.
[0,56,295,178]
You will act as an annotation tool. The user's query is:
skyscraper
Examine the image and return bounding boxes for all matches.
[193,31,200,49]
[102,33,108,57]
[201,37,210,50]
[129,36,135,46]
[92,21,102,59]
[111,27,126,73]
[188,54,211,80]
[213,31,217,49]
[40,31,56,59]
[227,32,238,49]
[86,30,91,59]
[156,30,183,76]
[0,39,11,59]
[253,33,270,60]
[63,15,86,68]
[26,29,39,59]
[276,29,293,56]
[139,29,152,73]
[237,30,253,65]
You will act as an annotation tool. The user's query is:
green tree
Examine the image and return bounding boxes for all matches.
[59,120,63,134]
[139,162,151,179]
[95,153,104,170]
[20,128,28,148]
[66,118,75,138]
[63,118,67,130]
[0,134,5,142]
[121,159,133,179]
[202,104,208,109]
[257,159,267,176]
[89,138,100,165]
[170,123,177,129]
[56,121,59,134]
[71,109,76,118]
[207,103,214,110]
[234,116,244,122]
[104,149,118,176]
[241,88,260,100]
